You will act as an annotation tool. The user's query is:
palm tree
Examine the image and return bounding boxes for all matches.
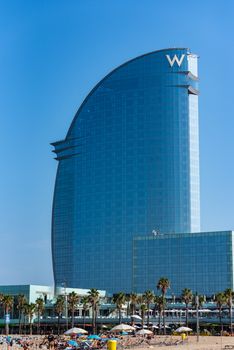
[181,288,193,327]
[55,296,65,335]
[215,292,226,330]
[129,293,138,315]
[2,295,13,335]
[154,295,165,333]
[157,277,170,334]
[112,292,126,324]
[224,288,234,334]
[35,297,44,334]
[17,294,26,334]
[68,292,79,328]
[80,296,89,328]
[24,303,35,335]
[88,289,100,334]
[143,290,154,327]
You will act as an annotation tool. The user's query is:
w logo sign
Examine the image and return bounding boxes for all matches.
[166,54,185,67]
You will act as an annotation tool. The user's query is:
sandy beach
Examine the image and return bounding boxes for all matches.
[135,336,234,350]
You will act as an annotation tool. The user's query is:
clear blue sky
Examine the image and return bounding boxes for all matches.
[1,0,234,286]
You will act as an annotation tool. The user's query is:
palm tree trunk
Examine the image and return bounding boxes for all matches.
[119,309,121,324]
[23,314,26,334]
[57,314,60,335]
[153,305,156,318]
[229,305,232,335]
[163,307,166,335]
[37,310,39,334]
[158,312,161,334]
[163,294,166,335]
[19,311,22,334]
[83,313,85,328]
[92,306,95,334]
[72,309,74,328]
[219,307,222,334]
[186,304,188,327]
[94,306,97,334]
[30,318,32,335]
[127,300,130,317]
[5,307,9,335]
[147,303,150,327]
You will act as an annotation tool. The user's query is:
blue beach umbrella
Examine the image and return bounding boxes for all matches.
[87,335,101,340]
[68,340,78,347]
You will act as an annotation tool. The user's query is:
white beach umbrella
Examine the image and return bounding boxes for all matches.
[130,314,142,320]
[175,326,192,333]
[136,329,153,335]
[64,327,88,335]
[110,324,135,332]
[159,324,170,329]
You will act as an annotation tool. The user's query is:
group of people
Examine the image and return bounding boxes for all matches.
[0,332,155,350]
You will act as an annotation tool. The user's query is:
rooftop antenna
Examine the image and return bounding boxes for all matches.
[152,229,159,236]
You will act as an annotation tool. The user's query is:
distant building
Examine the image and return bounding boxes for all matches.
[0,285,106,327]
[0,285,106,303]
[0,285,53,304]
[133,231,234,295]
[52,48,200,293]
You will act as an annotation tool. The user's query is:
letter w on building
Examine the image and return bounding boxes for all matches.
[166,54,185,67]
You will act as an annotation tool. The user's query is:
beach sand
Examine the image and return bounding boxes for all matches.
[135,335,234,350]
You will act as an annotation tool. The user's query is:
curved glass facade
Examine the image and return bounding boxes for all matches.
[52,48,200,292]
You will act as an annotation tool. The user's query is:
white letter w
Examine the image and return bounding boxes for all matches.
[166,54,185,67]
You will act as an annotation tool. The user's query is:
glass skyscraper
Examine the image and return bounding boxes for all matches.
[52,48,200,292]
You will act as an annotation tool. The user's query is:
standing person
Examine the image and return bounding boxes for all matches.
[47,333,55,350]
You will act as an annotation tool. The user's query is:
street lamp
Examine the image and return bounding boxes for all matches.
[195,293,199,342]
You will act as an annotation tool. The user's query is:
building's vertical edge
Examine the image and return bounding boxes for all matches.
[231,231,234,290]
[188,54,200,232]
[51,162,60,290]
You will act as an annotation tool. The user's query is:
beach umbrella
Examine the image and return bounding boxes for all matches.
[87,335,101,340]
[64,327,88,335]
[68,340,78,347]
[175,327,192,333]
[159,324,170,329]
[130,314,142,320]
[110,324,135,332]
[136,329,153,335]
